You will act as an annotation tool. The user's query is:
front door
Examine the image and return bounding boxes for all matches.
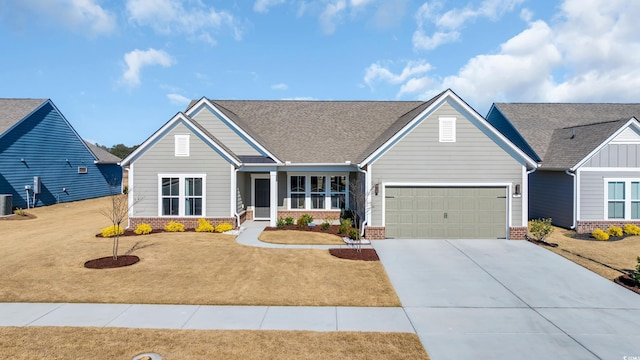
[254,178,270,219]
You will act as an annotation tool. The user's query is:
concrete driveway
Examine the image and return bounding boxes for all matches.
[373,239,640,360]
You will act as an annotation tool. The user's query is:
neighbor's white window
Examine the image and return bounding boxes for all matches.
[174,134,190,156]
[605,179,640,220]
[159,174,205,216]
[439,117,456,142]
[288,173,348,210]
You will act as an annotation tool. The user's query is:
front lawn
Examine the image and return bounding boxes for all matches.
[0,197,400,306]
[258,229,344,245]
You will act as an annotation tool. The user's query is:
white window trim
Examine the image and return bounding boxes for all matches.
[604,178,640,220]
[158,174,206,217]
[286,172,349,210]
[439,116,456,143]
[174,134,190,157]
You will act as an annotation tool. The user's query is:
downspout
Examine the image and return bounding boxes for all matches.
[565,170,577,229]
[233,168,241,228]
[356,166,368,237]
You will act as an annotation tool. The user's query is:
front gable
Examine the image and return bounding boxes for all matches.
[579,118,640,169]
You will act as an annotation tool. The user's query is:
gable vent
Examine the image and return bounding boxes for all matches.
[174,134,190,157]
[439,117,456,142]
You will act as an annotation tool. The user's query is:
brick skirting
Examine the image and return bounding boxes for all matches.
[276,210,341,221]
[365,226,386,240]
[509,226,527,240]
[129,217,237,230]
[576,220,640,234]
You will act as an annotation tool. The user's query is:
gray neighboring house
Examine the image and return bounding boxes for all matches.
[121,89,536,239]
[487,103,640,233]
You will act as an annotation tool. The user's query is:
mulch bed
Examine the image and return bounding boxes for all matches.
[96,229,170,238]
[264,225,346,236]
[329,248,379,261]
[526,237,558,247]
[570,233,627,242]
[614,274,640,295]
[84,255,140,269]
[0,213,37,221]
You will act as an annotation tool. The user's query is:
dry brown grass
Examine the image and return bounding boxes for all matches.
[0,197,399,306]
[542,227,640,280]
[258,229,344,245]
[0,327,429,360]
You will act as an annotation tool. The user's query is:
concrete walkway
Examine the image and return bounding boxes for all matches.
[373,239,640,360]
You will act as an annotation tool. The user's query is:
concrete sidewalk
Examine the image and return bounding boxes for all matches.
[0,303,414,333]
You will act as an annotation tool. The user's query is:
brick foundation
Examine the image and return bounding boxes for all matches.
[509,226,527,240]
[129,217,237,230]
[576,220,639,234]
[365,226,386,240]
[276,210,341,221]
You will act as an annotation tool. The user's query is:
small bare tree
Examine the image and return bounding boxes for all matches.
[348,174,375,238]
[100,184,141,260]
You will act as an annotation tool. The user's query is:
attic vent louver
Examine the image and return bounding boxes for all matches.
[570,128,576,139]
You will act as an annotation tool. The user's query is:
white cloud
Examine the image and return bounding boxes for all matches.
[121,48,176,87]
[15,0,116,35]
[272,83,288,90]
[413,0,523,50]
[350,0,374,7]
[254,0,286,13]
[364,60,432,88]
[167,93,191,105]
[125,0,243,42]
[320,0,347,34]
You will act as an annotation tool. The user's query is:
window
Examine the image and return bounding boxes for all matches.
[439,117,456,142]
[174,135,190,156]
[310,176,326,209]
[159,175,205,216]
[330,175,347,209]
[605,179,640,220]
[288,174,348,210]
[290,175,306,209]
[77,166,88,174]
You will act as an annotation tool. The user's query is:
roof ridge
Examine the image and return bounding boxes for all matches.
[561,118,629,129]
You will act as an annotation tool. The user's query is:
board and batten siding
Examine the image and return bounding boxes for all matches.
[579,170,640,220]
[0,102,117,208]
[191,108,261,156]
[132,122,232,217]
[529,170,573,228]
[582,144,640,168]
[370,101,524,227]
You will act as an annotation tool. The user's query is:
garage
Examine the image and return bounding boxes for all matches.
[384,186,507,239]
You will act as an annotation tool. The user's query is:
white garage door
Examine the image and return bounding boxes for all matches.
[385,187,507,239]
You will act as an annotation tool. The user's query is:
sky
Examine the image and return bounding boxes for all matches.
[1,0,639,147]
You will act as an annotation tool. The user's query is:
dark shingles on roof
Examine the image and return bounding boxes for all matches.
[204,100,427,164]
[0,98,47,136]
[83,141,122,164]
[495,103,640,169]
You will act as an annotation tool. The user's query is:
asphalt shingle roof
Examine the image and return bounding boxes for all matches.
[83,141,122,164]
[191,100,428,164]
[0,98,47,136]
[495,103,640,169]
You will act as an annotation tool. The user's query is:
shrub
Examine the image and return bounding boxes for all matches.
[276,217,285,229]
[13,208,26,216]
[101,225,124,237]
[320,221,331,231]
[634,256,640,286]
[606,226,623,237]
[195,218,215,233]
[134,223,152,235]
[164,221,185,232]
[297,214,313,228]
[338,218,352,234]
[529,218,553,241]
[348,228,360,240]
[624,224,640,236]
[592,228,609,241]
[215,222,233,233]
[284,217,294,226]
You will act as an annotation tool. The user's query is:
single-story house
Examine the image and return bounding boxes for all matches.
[0,99,122,209]
[487,103,640,233]
[121,89,537,239]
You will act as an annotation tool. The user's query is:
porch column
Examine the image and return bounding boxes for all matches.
[269,171,277,227]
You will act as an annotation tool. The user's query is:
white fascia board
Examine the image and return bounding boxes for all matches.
[571,117,640,171]
[121,112,240,167]
[359,90,538,169]
[383,181,512,187]
[186,98,283,164]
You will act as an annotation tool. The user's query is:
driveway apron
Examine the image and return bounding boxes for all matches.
[373,239,640,360]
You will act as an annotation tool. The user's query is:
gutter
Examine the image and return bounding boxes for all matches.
[356,166,368,237]
[234,168,241,228]
[565,170,577,229]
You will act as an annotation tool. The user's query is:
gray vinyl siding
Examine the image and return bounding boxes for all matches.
[579,170,640,220]
[191,109,261,156]
[132,122,232,217]
[371,102,524,227]
[278,172,286,208]
[237,172,248,212]
[529,170,573,228]
[583,144,640,167]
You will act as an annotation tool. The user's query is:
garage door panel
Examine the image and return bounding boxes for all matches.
[385,186,507,239]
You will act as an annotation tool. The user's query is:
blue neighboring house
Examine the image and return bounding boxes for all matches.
[0,98,122,209]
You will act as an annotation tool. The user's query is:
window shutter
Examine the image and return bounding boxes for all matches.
[175,135,189,156]
[439,117,456,142]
